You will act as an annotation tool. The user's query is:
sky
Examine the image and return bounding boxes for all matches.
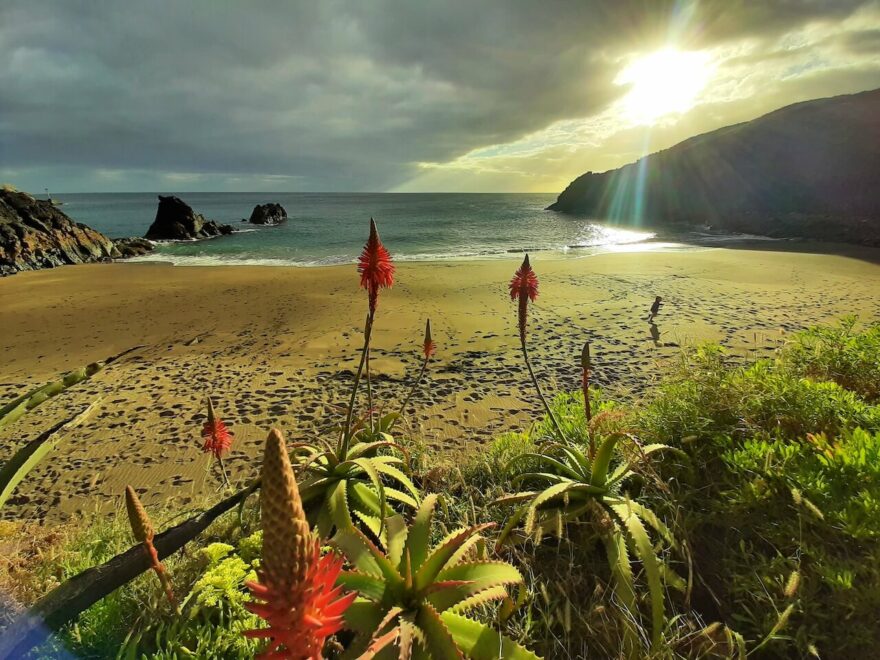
[1,0,879,194]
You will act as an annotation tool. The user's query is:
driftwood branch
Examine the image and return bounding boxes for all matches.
[0,480,260,659]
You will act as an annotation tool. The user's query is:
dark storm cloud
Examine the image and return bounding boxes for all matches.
[0,0,877,191]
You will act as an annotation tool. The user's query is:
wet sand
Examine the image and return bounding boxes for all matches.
[2,246,880,522]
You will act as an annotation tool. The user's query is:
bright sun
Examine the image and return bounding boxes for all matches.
[615,48,713,125]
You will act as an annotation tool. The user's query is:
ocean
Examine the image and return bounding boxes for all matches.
[52,192,680,266]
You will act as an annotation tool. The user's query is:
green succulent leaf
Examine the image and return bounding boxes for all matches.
[406,494,438,571]
[384,487,420,509]
[350,481,382,515]
[414,524,494,592]
[447,585,509,614]
[441,611,542,660]
[386,514,409,567]
[328,479,355,532]
[591,434,622,487]
[416,604,465,660]
[353,510,384,540]
[610,499,665,649]
[338,573,389,602]
[333,527,402,587]
[347,458,387,528]
[343,599,387,634]
[374,462,421,502]
[428,561,522,612]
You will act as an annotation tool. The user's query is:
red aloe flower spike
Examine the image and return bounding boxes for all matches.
[423,318,436,360]
[201,397,233,488]
[354,219,393,437]
[124,486,178,611]
[581,341,595,458]
[397,318,436,422]
[202,397,233,460]
[509,254,539,343]
[244,429,355,659]
[508,255,567,442]
[357,218,395,318]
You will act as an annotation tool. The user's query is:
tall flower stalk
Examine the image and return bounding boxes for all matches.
[509,255,566,440]
[582,340,595,458]
[397,318,436,420]
[124,486,177,611]
[201,397,233,487]
[341,219,394,454]
[244,429,355,659]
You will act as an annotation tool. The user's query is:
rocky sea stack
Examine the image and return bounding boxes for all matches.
[247,202,287,225]
[1,188,117,276]
[145,195,233,240]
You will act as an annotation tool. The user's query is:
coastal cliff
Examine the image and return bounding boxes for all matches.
[0,189,117,276]
[549,88,880,245]
[0,188,157,275]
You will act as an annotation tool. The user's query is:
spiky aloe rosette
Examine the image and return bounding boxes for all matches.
[333,494,540,658]
[493,434,683,651]
[124,486,176,609]
[244,429,355,659]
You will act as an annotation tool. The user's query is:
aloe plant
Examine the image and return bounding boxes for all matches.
[292,413,421,538]
[494,434,682,650]
[0,401,99,509]
[333,494,539,659]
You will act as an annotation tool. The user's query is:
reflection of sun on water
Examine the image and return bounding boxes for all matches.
[571,224,656,248]
[615,48,713,125]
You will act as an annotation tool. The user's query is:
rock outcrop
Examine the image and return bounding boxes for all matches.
[111,237,155,259]
[0,189,115,276]
[549,88,880,246]
[144,195,233,240]
[247,202,287,225]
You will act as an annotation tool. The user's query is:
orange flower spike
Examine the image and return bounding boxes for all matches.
[244,429,355,659]
[124,486,177,609]
[201,397,233,460]
[423,318,436,360]
[509,254,539,342]
[357,218,395,317]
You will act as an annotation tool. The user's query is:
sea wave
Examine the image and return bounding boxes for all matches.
[125,237,704,268]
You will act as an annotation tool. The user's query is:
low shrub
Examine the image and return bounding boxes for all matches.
[640,343,880,445]
[782,317,880,402]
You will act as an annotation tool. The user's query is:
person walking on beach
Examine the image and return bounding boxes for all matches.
[647,296,662,322]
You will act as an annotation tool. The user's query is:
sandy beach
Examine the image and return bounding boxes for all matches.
[2,245,880,522]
